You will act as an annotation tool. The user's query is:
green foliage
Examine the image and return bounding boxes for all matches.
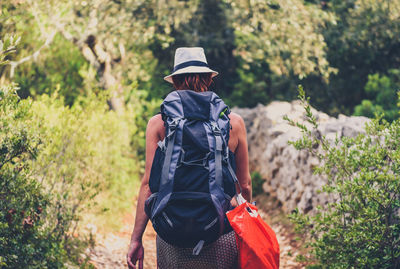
[251,171,265,197]
[1,0,341,110]
[3,0,400,115]
[224,0,336,79]
[0,35,19,66]
[0,0,199,105]
[353,99,384,119]
[0,36,72,268]
[126,88,161,172]
[147,0,238,100]
[286,86,400,268]
[227,61,299,107]
[29,87,156,231]
[354,70,400,121]
[0,80,154,267]
[307,0,400,115]
[0,83,69,268]
[14,34,87,105]
[227,63,269,107]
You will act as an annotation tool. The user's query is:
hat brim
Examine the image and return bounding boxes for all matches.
[164,66,218,84]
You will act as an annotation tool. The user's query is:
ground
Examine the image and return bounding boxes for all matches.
[87,194,305,268]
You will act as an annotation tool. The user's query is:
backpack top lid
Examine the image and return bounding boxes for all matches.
[161,90,229,122]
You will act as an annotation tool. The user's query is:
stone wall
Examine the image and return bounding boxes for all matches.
[233,101,369,213]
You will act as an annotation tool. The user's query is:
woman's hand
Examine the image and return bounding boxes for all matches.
[127,240,144,269]
[230,196,239,207]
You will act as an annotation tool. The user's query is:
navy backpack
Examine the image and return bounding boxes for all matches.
[144,89,240,255]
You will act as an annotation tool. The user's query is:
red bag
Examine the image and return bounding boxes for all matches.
[226,200,280,269]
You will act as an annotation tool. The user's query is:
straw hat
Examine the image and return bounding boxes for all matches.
[164,47,218,83]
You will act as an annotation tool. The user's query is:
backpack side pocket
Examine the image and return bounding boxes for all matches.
[148,145,165,193]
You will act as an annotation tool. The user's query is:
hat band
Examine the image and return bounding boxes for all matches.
[173,60,209,73]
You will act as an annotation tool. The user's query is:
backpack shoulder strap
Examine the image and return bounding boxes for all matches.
[151,91,186,219]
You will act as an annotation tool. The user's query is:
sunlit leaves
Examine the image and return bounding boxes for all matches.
[224,0,336,79]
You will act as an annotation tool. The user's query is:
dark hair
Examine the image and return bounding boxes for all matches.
[172,73,213,92]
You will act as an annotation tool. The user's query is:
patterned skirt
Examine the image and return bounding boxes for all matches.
[156,231,238,269]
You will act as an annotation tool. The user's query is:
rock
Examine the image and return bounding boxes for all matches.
[233,101,369,213]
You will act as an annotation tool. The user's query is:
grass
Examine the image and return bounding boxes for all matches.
[79,174,142,234]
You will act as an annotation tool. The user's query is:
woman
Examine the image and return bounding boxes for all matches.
[127,47,252,269]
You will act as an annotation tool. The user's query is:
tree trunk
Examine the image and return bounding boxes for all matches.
[83,35,125,112]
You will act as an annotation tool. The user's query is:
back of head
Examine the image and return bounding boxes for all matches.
[172,73,212,93]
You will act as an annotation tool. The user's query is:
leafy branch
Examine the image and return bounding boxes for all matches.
[0,35,20,66]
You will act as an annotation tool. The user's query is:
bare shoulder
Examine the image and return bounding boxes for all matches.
[148,113,163,125]
[147,114,165,139]
[229,112,245,132]
[227,111,247,153]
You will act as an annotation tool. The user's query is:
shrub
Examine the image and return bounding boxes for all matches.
[28,89,152,231]
[286,86,400,269]
[251,171,265,197]
[0,83,70,268]
[354,70,400,122]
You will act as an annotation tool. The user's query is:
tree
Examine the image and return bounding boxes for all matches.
[305,0,400,115]
[221,0,336,107]
[147,0,238,100]
[224,0,335,78]
[1,0,198,110]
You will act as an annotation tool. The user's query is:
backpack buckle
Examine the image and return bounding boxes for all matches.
[167,118,180,137]
[223,147,229,162]
[157,139,166,152]
[169,119,179,130]
[211,122,221,136]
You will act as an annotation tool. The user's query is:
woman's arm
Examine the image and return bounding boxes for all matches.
[232,114,252,202]
[127,115,162,269]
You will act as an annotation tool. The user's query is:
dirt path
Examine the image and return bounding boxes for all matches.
[87,211,158,269]
[88,195,304,268]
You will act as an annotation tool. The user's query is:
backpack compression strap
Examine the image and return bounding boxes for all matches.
[211,122,223,189]
[209,121,227,239]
